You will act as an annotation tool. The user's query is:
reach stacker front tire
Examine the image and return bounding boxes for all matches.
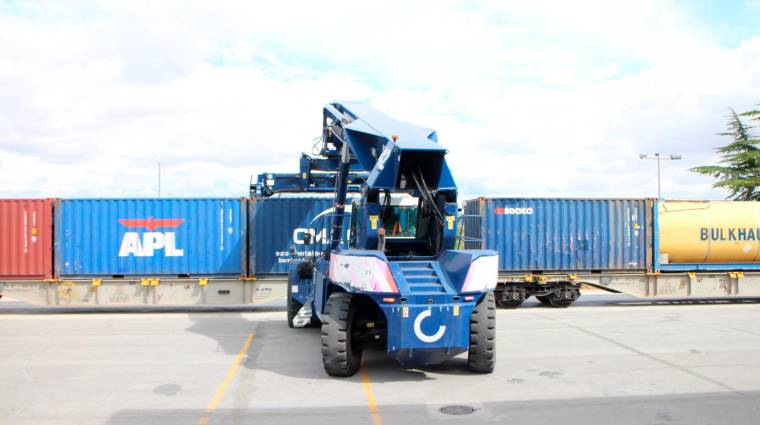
[468,291,496,373]
[321,292,362,377]
[286,277,303,328]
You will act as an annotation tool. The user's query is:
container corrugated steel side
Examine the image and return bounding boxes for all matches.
[464,197,653,272]
[0,199,55,279]
[55,198,246,276]
[249,194,352,276]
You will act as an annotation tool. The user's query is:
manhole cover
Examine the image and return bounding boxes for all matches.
[440,405,475,415]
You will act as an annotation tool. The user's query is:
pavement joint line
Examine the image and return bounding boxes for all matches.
[727,326,760,338]
[196,332,255,425]
[534,312,747,397]
[359,358,383,425]
[22,359,32,382]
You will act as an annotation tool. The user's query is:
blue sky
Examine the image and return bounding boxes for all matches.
[0,1,759,200]
[683,0,760,47]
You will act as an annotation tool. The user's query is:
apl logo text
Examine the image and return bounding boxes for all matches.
[118,218,185,257]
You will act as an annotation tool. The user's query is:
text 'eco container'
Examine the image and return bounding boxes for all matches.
[249,194,351,275]
[0,199,54,279]
[55,198,246,276]
[464,197,652,272]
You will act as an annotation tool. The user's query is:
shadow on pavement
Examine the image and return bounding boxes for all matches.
[0,302,285,314]
[185,313,467,382]
[102,390,760,425]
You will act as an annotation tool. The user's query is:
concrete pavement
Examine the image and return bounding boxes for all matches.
[1,295,759,424]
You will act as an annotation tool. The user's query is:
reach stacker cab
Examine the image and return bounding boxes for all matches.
[287,102,498,377]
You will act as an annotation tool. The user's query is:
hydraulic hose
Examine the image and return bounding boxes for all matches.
[411,165,444,225]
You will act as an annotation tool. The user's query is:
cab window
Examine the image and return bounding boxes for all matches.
[382,206,417,238]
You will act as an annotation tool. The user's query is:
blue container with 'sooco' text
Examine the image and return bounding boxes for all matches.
[463,197,653,272]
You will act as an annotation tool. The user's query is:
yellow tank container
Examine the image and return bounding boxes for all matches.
[658,200,760,263]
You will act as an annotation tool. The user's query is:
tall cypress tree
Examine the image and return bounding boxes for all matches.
[691,106,760,200]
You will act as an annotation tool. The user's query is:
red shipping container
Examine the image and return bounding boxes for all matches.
[0,199,54,279]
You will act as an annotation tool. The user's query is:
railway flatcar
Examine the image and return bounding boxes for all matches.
[463,197,760,308]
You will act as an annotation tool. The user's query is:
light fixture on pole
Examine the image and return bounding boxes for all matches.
[639,153,682,199]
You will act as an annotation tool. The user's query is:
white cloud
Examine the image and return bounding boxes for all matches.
[0,0,758,201]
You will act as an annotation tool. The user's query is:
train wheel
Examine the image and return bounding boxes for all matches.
[496,299,525,309]
[468,292,496,373]
[495,286,528,309]
[547,298,575,308]
[321,292,361,377]
[537,288,580,308]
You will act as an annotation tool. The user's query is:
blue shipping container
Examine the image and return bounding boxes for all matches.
[464,197,652,272]
[55,198,246,276]
[249,194,351,275]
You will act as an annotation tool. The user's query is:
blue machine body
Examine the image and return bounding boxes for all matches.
[312,249,495,364]
[251,120,369,198]
[287,102,498,367]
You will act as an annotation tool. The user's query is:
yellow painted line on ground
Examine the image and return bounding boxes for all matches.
[359,358,383,425]
[196,333,255,425]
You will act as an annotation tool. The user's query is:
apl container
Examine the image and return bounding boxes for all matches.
[0,199,55,279]
[464,197,652,272]
[249,194,352,276]
[55,198,246,276]
[658,200,760,264]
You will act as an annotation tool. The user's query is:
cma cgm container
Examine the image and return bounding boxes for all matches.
[249,194,352,276]
[464,197,653,272]
[0,199,55,279]
[55,198,246,276]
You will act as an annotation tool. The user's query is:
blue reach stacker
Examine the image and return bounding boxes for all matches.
[285,102,498,377]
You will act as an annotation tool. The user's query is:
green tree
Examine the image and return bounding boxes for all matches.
[691,106,760,200]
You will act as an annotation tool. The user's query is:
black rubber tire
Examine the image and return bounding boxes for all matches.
[468,292,496,373]
[297,261,313,279]
[321,292,361,377]
[286,279,302,328]
[309,314,322,328]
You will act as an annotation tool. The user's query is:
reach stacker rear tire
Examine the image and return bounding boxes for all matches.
[468,291,496,373]
[321,292,362,377]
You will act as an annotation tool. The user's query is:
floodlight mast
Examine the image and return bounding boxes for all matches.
[639,153,682,199]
